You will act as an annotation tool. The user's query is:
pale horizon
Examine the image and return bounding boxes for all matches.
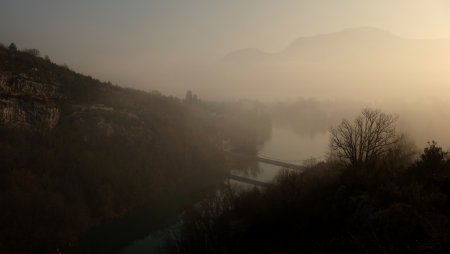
[2,1,450,100]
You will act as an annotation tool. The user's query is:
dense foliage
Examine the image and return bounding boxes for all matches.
[165,141,450,254]
[0,45,271,253]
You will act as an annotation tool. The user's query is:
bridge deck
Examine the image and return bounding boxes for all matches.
[255,156,305,170]
[227,174,271,187]
[226,152,306,187]
[228,152,305,170]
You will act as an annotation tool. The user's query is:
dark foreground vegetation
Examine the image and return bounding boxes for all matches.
[165,111,450,254]
[0,44,271,253]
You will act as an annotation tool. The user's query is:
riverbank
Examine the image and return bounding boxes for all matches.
[68,186,220,254]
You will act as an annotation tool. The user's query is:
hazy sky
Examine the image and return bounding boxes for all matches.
[2,0,450,93]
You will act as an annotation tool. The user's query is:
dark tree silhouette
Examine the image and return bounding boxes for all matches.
[8,43,17,51]
[415,141,449,175]
[330,108,401,168]
[185,90,193,102]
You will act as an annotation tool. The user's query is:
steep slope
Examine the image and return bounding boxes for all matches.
[0,45,272,254]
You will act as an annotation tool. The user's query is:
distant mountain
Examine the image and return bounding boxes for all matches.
[214,27,450,100]
[222,27,436,64]
[281,27,395,53]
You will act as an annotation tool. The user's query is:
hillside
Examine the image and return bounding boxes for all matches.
[165,118,450,254]
[0,44,271,253]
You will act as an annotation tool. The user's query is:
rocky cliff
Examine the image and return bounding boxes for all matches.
[0,72,61,129]
[0,46,151,139]
[0,45,229,254]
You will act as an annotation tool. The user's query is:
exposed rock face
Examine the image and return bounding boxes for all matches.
[0,70,148,138]
[0,49,150,137]
[0,73,62,99]
[0,72,61,129]
[0,98,60,129]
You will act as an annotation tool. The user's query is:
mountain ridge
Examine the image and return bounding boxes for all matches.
[224,27,449,61]
[212,26,450,100]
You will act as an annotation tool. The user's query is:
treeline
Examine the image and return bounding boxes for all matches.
[165,110,450,254]
[184,96,271,155]
[0,45,271,253]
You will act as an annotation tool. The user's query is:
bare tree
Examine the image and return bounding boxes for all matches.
[329,108,401,168]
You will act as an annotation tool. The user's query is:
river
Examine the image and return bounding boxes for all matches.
[118,124,330,254]
[231,124,329,183]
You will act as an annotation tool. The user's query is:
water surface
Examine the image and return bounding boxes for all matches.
[233,124,329,183]
[120,124,330,253]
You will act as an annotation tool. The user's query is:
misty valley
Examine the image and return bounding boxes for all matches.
[2,43,450,254]
[4,2,450,252]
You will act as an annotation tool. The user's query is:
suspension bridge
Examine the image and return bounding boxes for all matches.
[226,152,311,187]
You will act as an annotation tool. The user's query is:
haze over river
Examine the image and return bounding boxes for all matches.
[251,124,329,182]
[119,124,330,254]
